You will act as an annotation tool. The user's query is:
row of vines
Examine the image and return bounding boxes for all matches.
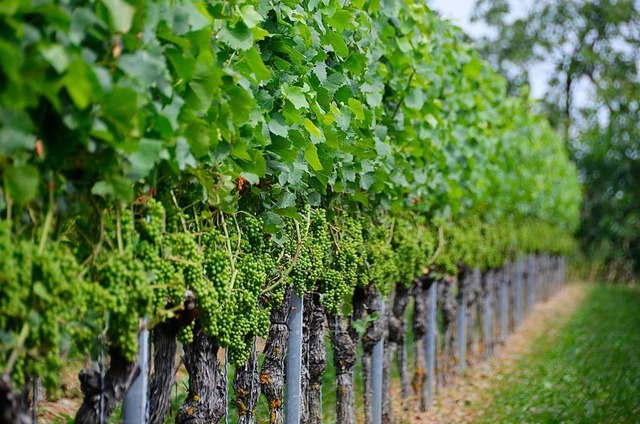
[0,0,581,423]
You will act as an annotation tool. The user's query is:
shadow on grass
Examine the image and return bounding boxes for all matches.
[479,284,640,423]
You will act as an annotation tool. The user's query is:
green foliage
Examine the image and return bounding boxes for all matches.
[0,0,582,391]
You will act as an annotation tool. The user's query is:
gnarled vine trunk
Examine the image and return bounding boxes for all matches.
[233,340,260,424]
[75,348,138,424]
[382,282,411,423]
[412,275,429,411]
[0,375,31,424]
[466,268,481,363]
[260,286,292,424]
[326,312,356,424]
[440,276,457,386]
[176,321,226,424]
[305,293,326,424]
[481,269,495,358]
[361,283,384,424]
[148,322,178,424]
[149,291,197,424]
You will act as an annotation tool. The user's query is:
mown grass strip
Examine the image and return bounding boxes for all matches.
[479,285,640,423]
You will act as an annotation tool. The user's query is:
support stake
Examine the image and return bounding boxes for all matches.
[515,259,524,327]
[499,268,509,343]
[286,292,304,424]
[527,254,535,313]
[457,278,467,373]
[425,281,437,407]
[371,300,385,424]
[123,320,149,424]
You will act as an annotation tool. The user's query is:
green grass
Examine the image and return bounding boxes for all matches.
[478,285,640,423]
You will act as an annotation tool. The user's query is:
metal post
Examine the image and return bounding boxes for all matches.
[482,273,493,357]
[527,254,535,312]
[425,281,437,407]
[515,259,523,328]
[541,254,547,300]
[457,278,467,373]
[286,292,304,424]
[499,268,508,343]
[372,300,385,424]
[123,320,149,424]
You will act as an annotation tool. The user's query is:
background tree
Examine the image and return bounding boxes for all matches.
[471,0,640,280]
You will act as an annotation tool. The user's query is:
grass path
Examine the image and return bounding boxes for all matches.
[402,283,640,423]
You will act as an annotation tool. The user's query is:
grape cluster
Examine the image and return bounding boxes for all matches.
[321,216,366,313]
[94,249,153,360]
[393,219,423,287]
[139,197,164,246]
[194,215,275,365]
[178,321,195,345]
[363,221,399,295]
[199,229,232,339]
[287,206,332,295]
[0,221,92,392]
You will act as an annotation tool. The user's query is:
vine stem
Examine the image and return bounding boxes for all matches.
[220,212,238,290]
[170,190,188,233]
[386,218,396,245]
[260,218,304,296]
[391,69,416,120]
[38,209,53,255]
[427,224,445,267]
[4,322,29,375]
[116,207,124,254]
[38,184,55,254]
[6,195,12,229]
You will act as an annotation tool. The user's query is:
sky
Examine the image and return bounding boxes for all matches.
[428,0,554,99]
[428,0,488,38]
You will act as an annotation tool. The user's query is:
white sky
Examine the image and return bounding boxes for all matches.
[428,0,553,99]
[428,0,489,38]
